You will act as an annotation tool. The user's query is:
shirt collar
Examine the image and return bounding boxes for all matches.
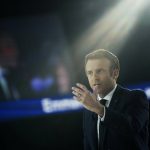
[98,84,117,102]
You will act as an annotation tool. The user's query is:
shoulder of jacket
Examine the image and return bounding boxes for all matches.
[117,85,147,99]
[129,89,147,100]
[118,85,145,94]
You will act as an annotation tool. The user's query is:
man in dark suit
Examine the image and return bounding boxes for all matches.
[72,49,149,150]
[0,30,20,101]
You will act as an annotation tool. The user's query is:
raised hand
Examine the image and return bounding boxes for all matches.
[72,83,104,116]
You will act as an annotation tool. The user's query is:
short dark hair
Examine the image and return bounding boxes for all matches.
[85,49,120,71]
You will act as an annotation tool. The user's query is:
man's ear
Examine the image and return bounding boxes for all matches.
[112,69,119,80]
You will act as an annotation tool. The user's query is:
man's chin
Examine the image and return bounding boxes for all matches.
[92,87,103,95]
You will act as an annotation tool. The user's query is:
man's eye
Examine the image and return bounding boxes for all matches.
[97,69,101,74]
[87,72,92,75]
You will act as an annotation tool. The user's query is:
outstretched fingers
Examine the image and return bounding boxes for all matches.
[72,83,89,102]
[76,83,88,92]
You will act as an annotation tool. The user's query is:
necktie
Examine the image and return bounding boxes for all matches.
[100,99,107,106]
[99,99,107,150]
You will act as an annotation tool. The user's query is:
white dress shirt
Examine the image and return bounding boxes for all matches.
[97,84,117,141]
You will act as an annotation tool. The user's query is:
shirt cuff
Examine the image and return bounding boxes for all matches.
[100,106,105,121]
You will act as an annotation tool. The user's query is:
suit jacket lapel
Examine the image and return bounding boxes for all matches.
[87,85,124,150]
[91,112,98,149]
[108,85,123,109]
[100,85,123,149]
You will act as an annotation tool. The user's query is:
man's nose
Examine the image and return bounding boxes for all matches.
[92,72,99,80]
[93,72,99,77]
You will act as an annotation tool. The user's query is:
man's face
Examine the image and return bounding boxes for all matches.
[0,35,18,68]
[85,58,118,97]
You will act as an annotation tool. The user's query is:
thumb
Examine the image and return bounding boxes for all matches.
[93,86,99,99]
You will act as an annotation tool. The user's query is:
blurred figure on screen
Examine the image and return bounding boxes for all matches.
[55,61,71,96]
[0,30,20,101]
[50,52,75,97]
[30,52,73,98]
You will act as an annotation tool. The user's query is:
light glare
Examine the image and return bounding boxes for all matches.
[73,0,149,54]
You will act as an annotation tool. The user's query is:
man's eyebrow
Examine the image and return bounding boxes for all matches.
[86,68,104,72]
[86,70,92,73]
[96,68,105,71]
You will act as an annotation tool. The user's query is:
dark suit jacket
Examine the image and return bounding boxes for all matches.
[83,85,149,150]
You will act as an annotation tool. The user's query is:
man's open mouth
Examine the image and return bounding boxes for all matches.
[93,84,101,86]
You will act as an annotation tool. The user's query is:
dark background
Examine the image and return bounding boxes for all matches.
[0,0,150,150]
[0,0,150,86]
